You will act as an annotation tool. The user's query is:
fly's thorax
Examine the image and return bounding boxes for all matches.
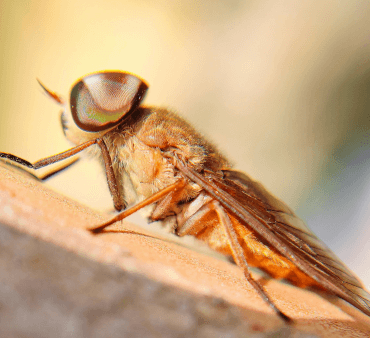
[99,106,229,208]
[133,107,232,172]
[105,131,180,206]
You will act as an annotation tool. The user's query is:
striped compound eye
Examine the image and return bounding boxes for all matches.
[70,71,148,132]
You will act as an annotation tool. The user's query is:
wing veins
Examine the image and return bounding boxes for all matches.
[273,221,317,239]
[175,162,370,316]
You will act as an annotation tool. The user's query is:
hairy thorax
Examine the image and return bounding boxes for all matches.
[102,107,231,207]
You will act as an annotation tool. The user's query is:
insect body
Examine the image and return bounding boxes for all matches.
[1,71,370,322]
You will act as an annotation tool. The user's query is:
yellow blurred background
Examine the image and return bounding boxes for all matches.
[1,0,370,287]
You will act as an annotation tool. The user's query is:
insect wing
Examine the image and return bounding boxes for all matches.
[214,169,370,315]
[177,163,370,316]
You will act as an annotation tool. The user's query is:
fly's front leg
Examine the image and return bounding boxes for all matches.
[0,139,98,170]
[0,140,98,180]
[96,139,125,212]
[0,138,125,211]
[0,156,79,181]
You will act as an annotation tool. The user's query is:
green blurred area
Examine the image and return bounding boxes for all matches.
[1,0,370,288]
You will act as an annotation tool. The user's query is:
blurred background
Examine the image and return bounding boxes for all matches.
[1,0,370,290]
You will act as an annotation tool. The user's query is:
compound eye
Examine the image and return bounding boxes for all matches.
[70,72,148,132]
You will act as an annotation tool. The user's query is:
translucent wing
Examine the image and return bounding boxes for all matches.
[177,163,370,316]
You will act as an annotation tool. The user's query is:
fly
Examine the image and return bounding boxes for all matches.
[1,70,369,323]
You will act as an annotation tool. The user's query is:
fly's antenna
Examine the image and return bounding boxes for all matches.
[37,79,65,105]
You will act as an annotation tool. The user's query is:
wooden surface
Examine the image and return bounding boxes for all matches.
[0,161,370,337]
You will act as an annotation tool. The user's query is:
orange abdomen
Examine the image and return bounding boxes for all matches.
[193,211,321,289]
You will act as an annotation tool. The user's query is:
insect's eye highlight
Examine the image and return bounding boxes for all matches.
[70,72,148,132]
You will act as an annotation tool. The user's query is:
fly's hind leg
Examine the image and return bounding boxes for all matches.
[175,198,292,323]
[213,201,292,323]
